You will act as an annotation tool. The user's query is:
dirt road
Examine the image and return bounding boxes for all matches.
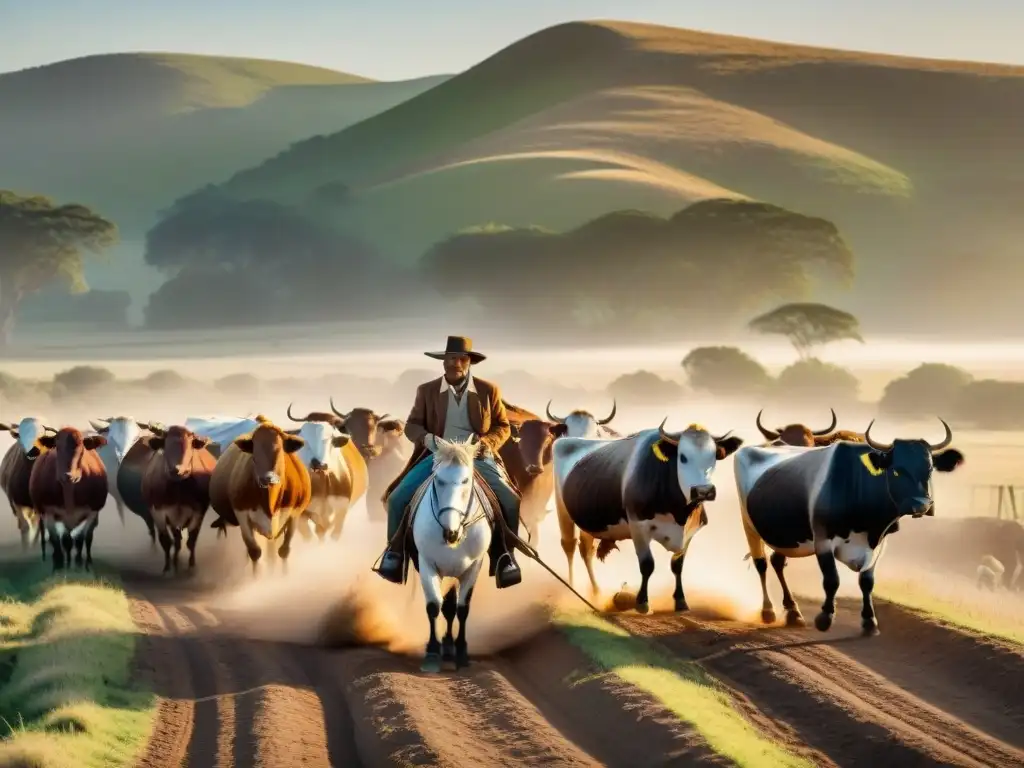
[127,572,1024,768]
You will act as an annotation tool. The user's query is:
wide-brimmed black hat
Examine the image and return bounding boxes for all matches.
[424,335,486,363]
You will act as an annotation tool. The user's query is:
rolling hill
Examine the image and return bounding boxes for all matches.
[210,21,1024,334]
[0,53,451,234]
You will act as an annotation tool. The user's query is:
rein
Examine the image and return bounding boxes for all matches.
[428,465,490,541]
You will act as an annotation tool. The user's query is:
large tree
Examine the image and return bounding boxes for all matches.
[747,302,863,360]
[0,190,118,347]
[419,199,856,340]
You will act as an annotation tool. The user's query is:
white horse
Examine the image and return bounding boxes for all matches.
[410,435,494,673]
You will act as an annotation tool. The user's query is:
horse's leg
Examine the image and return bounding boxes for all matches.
[454,558,484,670]
[441,586,458,665]
[419,560,444,674]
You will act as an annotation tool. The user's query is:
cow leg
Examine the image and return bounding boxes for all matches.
[237,515,262,575]
[296,511,315,542]
[629,521,657,614]
[858,565,880,636]
[115,496,126,527]
[74,536,84,568]
[329,499,351,541]
[579,532,600,596]
[61,532,73,572]
[277,517,297,575]
[171,528,183,573]
[37,517,47,561]
[741,510,775,623]
[158,526,174,574]
[47,522,63,571]
[419,560,443,673]
[13,504,29,549]
[670,552,688,612]
[814,547,841,632]
[186,517,202,570]
[441,586,458,664]
[556,496,578,587]
[770,552,804,627]
[84,521,96,570]
[146,516,157,550]
[455,557,484,669]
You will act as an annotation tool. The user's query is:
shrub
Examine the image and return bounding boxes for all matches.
[772,359,860,404]
[954,380,1024,430]
[141,370,191,391]
[879,363,973,418]
[52,366,116,394]
[214,373,261,396]
[681,346,773,397]
[608,370,684,404]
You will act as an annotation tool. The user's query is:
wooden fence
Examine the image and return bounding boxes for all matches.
[970,485,1022,520]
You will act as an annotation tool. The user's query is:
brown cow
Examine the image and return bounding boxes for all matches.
[141,425,218,574]
[327,400,409,524]
[755,409,865,447]
[501,417,570,544]
[208,421,311,573]
[0,417,57,553]
[29,427,108,571]
[283,403,367,542]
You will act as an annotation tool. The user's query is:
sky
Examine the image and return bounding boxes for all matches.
[1,0,1022,80]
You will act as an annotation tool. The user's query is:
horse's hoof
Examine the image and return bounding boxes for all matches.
[761,608,777,624]
[421,653,442,674]
[674,599,689,612]
[635,601,650,615]
[442,641,456,663]
[785,610,805,628]
[862,621,880,637]
[814,612,833,632]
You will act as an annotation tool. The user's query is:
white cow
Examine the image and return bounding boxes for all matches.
[545,400,620,439]
[90,416,146,525]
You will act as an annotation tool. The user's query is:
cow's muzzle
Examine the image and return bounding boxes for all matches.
[309,459,327,473]
[900,496,933,518]
[257,472,281,488]
[691,484,716,502]
[525,463,544,476]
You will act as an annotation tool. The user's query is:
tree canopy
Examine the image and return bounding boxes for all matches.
[681,346,773,397]
[142,192,387,328]
[419,198,855,339]
[747,302,863,360]
[0,190,118,345]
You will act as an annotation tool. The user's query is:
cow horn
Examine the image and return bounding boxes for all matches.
[712,430,734,442]
[328,396,347,421]
[598,400,617,426]
[286,402,308,423]
[89,419,108,432]
[377,413,392,422]
[657,417,680,446]
[755,410,780,441]
[928,418,953,452]
[43,425,58,434]
[546,400,566,425]
[812,408,839,437]
[863,420,892,452]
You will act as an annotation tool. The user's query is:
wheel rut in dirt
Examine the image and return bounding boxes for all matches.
[127,578,727,767]
[615,596,1024,768]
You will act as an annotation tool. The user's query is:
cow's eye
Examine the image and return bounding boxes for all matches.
[678,454,688,464]
[893,470,899,477]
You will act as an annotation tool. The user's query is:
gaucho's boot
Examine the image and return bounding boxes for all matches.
[376,509,411,585]
[491,511,523,589]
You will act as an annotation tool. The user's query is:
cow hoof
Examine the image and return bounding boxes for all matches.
[674,599,689,612]
[862,621,880,637]
[785,611,805,628]
[455,649,470,669]
[814,612,833,632]
[421,653,442,674]
[441,639,456,662]
[635,601,650,615]
[761,608,777,624]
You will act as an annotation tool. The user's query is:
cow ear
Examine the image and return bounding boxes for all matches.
[862,450,891,473]
[379,419,403,433]
[147,436,166,451]
[191,436,210,449]
[551,423,569,438]
[933,448,964,473]
[39,434,57,449]
[332,434,351,447]
[84,435,107,451]
[715,436,744,460]
[283,435,305,453]
[235,437,254,453]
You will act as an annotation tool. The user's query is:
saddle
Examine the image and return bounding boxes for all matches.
[401,468,505,574]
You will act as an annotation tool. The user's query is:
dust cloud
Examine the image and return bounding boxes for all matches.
[1,348,1022,655]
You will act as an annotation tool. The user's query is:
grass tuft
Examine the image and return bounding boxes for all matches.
[0,560,155,768]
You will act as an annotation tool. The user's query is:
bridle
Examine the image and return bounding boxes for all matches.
[428,463,489,543]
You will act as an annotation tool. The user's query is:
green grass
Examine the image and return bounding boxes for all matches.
[555,608,812,768]
[0,559,155,768]
[877,579,1024,646]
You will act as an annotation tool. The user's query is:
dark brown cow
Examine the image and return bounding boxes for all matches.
[755,409,865,447]
[500,417,570,543]
[29,427,108,571]
[0,418,57,553]
[141,425,218,574]
[115,421,166,548]
[208,421,312,573]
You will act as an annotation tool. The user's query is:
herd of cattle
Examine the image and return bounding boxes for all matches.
[1,400,1020,637]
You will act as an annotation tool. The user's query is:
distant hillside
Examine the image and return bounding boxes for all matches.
[213,21,1024,334]
[0,53,450,233]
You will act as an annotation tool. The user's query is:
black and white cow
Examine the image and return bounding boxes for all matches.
[733,417,964,636]
[553,419,744,614]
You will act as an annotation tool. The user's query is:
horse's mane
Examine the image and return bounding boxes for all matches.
[433,438,478,469]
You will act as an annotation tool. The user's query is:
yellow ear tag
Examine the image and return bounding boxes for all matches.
[860,452,884,476]
[652,441,670,462]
